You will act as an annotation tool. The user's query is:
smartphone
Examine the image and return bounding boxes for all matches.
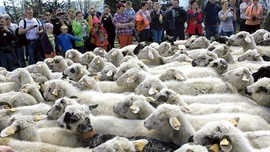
[34,25,38,27]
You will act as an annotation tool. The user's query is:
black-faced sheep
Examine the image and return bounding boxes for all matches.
[252,65,270,82]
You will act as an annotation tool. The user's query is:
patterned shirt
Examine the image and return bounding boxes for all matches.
[113,12,133,35]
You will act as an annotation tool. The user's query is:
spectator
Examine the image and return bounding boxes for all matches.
[100,5,116,50]
[87,6,100,28]
[90,17,109,51]
[113,3,134,48]
[229,0,239,33]
[0,15,16,71]
[263,9,270,31]
[244,0,263,34]
[135,1,151,42]
[218,0,236,36]
[3,14,25,68]
[163,3,173,36]
[165,0,187,41]
[58,25,82,57]
[49,8,62,36]
[44,11,51,23]
[239,0,251,31]
[72,11,89,53]
[186,0,203,38]
[38,14,44,26]
[125,1,139,42]
[150,2,164,43]
[147,0,154,14]
[203,0,220,40]
[18,7,43,65]
[41,23,59,58]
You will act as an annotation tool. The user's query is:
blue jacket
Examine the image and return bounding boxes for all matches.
[58,33,81,53]
[203,1,221,26]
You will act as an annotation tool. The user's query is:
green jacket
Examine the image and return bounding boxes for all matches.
[72,18,90,47]
[263,10,270,31]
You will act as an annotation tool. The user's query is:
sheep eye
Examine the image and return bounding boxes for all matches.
[48,88,52,92]
[70,68,75,73]
[238,35,244,39]
[236,73,240,76]
[54,60,60,63]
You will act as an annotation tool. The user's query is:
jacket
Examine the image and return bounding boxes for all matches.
[72,18,90,47]
[186,9,203,35]
[41,33,59,54]
[165,7,187,29]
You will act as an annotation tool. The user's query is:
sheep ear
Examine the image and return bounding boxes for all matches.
[131,139,148,152]
[209,144,220,152]
[175,73,185,81]
[148,87,159,95]
[146,96,155,102]
[52,89,59,97]
[33,115,47,121]
[242,73,250,81]
[130,105,140,114]
[84,79,93,89]
[70,114,80,121]
[0,125,17,137]
[229,117,239,127]
[112,51,118,56]
[180,105,193,113]
[244,34,252,43]
[169,117,181,130]
[220,138,232,152]
[127,75,136,83]
[89,104,98,111]
[148,51,155,59]
[106,70,113,77]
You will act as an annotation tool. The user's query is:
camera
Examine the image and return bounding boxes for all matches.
[230,8,234,11]
[34,25,38,27]
[251,16,257,21]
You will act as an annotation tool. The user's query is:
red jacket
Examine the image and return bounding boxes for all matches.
[186,9,203,35]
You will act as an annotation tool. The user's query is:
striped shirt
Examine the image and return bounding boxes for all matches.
[113,12,133,35]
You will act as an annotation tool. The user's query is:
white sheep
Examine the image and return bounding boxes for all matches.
[65,49,83,63]
[191,51,218,67]
[246,77,270,108]
[113,94,156,119]
[174,143,208,152]
[193,120,260,152]
[31,62,63,80]
[237,49,264,62]
[251,29,269,44]
[105,48,124,67]
[221,67,254,95]
[88,56,105,73]
[0,91,38,108]
[157,41,171,55]
[212,44,236,63]
[48,55,69,72]
[135,77,167,97]
[76,75,101,92]
[137,46,166,65]
[80,51,96,65]
[244,130,270,149]
[159,68,188,82]
[185,36,210,49]
[30,73,48,83]
[93,47,107,57]
[62,63,89,82]
[98,63,118,81]
[20,83,44,103]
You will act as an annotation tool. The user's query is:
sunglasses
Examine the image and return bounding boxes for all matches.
[45,14,50,16]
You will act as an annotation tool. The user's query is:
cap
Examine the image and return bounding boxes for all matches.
[61,25,68,29]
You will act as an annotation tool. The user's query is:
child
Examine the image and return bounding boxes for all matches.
[41,23,59,58]
[58,25,83,57]
[90,17,109,51]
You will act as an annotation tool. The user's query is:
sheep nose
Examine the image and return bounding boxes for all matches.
[157,95,167,102]
[185,45,189,48]
[245,88,252,96]
[191,60,197,67]
[62,72,67,78]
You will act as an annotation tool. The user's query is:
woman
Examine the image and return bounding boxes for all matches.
[100,6,115,50]
[41,23,59,58]
[113,3,134,48]
[245,0,263,34]
[218,0,236,36]
[150,2,164,43]
[90,17,109,51]
[135,1,151,42]
[186,0,203,38]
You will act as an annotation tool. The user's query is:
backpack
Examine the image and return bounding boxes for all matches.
[15,18,41,46]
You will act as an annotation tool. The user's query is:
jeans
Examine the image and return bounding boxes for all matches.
[27,39,43,65]
[205,25,219,40]
[152,29,163,43]
[220,30,234,37]
[170,27,185,41]
[14,46,26,67]
[0,50,14,71]
[139,29,151,42]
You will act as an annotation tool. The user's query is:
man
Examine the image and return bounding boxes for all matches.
[0,15,16,71]
[229,0,239,34]
[165,0,187,41]
[18,7,43,65]
[203,0,220,40]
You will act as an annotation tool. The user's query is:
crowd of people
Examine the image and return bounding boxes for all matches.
[0,0,269,71]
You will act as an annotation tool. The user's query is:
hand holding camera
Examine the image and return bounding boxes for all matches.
[230,8,234,11]
[251,16,257,21]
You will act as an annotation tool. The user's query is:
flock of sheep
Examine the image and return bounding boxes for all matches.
[0,29,270,152]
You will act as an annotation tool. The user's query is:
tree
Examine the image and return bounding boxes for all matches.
[104,0,141,14]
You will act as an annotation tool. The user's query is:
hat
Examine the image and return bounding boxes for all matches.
[61,25,68,29]
[49,8,56,13]
[92,17,101,25]
[44,23,54,29]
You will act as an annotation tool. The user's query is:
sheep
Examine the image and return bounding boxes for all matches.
[48,55,69,72]
[157,41,171,55]
[76,75,101,92]
[246,77,270,108]
[0,74,6,82]
[174,143,208,152]
[30,73,48,83]
[133,42,149,55]
[186,102,270,123]
[57,104,172,143]
[192,120,261,152]
[135,77,167,97]
[1,114,41,142]
[191,51,218,67]
[144,104,196,146]
[106,48,124,67]
[98,63,118,81]
[252,65,270,82]
[221,67,254,95]
[137,46,166,65]
[159,68,188,82]
[165,53,192,64]
[149,42,160,50]
[185,36,210,49]
[62,63,89,82]
[88,56,105,73]
[0,91,38,107]
[113,94,156,119]
[237,49,264,62]
[20,83,44,103]
[0,68,36,93]
[93,47,107,57]
[211,44,236,63]
[80,51,96,65]
[244,130,270,149]
[32,61,63,80]
[251,29,269,44]
[152,88,256,107]
[65,49,82,63]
